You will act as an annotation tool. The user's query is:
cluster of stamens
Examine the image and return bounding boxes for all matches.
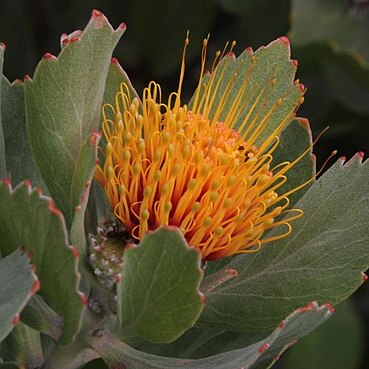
[95,37,305,260]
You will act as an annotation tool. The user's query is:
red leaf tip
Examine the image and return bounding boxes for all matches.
[246,46,253,53]
[258,343,270,353]
[201,293,206,304]
[111,57,119,65]
[362,272,368,282]
[24,75,32,82]
[115,273,122,284]
[92,9,103,18]
[70,245,80,258]
[32,278,41,294]
[324,303,335,313]
[90,130,101,145]
[125,242,137,250]
[279,36,290,46]
[43,52,56,60]
[299,83,306,93]
[60,33,69,45]
[79,292,88,305]
[48,199,62,217]
[226,268,238,277]
[292,59,299,68]
[119,22,127,30]
[2,178,11,186]
[12,313,20,326]
[35,187,43,194]
[0,42,6,50]
[91,9,106,28]
[358,151,365,158]
[24,179,31,187]
[298,301,318,312]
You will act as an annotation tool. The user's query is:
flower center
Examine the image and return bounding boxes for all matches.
[95,37,307,260]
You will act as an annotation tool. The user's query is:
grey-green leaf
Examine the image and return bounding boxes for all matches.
[5,322,43,369]
[189,38,303,146]
[0,43,6,178]
[0,181,84,345]
[0,364,19,369]
[24,10,125,227]
[20,295,63,341]
[117,227,204,343]
[199,154,369,332]
[0,249,38,342]
[283,300,363,369]
[1,76,46,189]
[89,303,332,369]
[271,118,315,206]
[70,131,100,256]
[104,59,140,111]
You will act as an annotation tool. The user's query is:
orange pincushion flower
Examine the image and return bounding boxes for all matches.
[95,37,306,260]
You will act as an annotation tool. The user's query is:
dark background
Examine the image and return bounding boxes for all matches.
[1,0,368,368]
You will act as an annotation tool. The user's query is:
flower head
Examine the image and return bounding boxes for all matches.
[95,37,306,260]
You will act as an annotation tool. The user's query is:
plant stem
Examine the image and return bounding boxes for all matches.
[41,342,99,369]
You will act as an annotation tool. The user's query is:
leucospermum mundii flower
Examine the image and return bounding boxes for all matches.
[95,36,308,261]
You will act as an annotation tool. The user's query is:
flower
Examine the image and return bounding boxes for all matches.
[95,37,306,261]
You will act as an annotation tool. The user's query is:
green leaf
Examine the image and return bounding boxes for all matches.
[199,154,369,332]
[290,0,369,61]
[271,118,315,206]
[69,131,101,293]
[117,227,204,343]
[1,76,46,188]
[129,326,269,360]
[70,131,100,256]
[189,38,303,146]
[20,295,63,341]
[104,59,140,111]
[0,364,19,369]
[24,10,125,227]
[89,303,332,369]
[283,300,363,369]
[0,43,6,179]
[5,322,43,369]
[0,249,37,342]
[0,182,84,345]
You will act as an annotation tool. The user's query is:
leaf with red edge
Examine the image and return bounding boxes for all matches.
[189,38,304,146]
[117,227,204,343]
[1,75,46,189]
[0,181,84,345]
[271,118,315,206]
[199,154,369,333]
[0,43,6,179]
[0,249,38,342]
[24,10,126,227]
[89,302,333,369]
[70,130,101,255]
